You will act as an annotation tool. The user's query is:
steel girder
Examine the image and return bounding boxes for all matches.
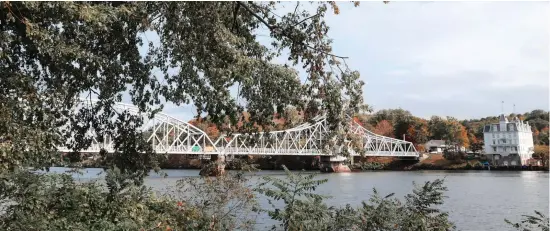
[57,102,418,157]
[217,115,418,157]
[57,100,219,154]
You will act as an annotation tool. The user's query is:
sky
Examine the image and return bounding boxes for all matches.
[140,1,549,122]
[323,1,549,119]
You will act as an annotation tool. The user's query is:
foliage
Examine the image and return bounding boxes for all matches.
[256,166,456,231]
[470,141,484,154]
[408,118,430,145]
[506,210,550,231]
[533,145,549,167]
[255,166,331,230]
[354,161,387,170]
[0,1,366,230]
[374,120,395,138]
[1,0,363,172]
[0,168,259,231]
[442,150,466,162]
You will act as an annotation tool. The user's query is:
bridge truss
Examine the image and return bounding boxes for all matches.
[58,101,418,158]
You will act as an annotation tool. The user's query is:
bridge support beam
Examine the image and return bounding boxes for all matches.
[319,155,351,173]
[199,154,226,176]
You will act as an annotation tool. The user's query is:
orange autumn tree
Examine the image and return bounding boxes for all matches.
[374,120,394,138]
[445,118,469,151]
[458,125,470,149]
[405,118,430,151]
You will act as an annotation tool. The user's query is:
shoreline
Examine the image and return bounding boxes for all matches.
[62,162,550,172]
[63,153,548,172]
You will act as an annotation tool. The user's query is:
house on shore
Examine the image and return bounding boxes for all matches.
[424,140,446,153]
[424,140,466,153]
[483,114,536,166]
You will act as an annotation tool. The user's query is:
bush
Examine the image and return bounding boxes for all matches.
[2,167,548,231]
[353,162,387,170]
[255,166,456,231]
[506,210,549,231]
[443,150,466,162]
[0,168,258,231]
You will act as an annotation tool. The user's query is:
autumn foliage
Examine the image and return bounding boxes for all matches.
[374,120,394,137]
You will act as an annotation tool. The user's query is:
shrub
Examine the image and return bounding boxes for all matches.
[255,166,456,231]
[443,150,466,162]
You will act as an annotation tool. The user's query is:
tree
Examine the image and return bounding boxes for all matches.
[374,120,394,138]
[470,141,484,154]
[369,108,414,139]
[533,145,549,167]
[428,116,449,140]
[534,128,541,145]
[1,1,364,229]
[283,106,304,128]
[405,118,430,145]
[256,167,456,231]
[1,1,363,172]
[457,125,470,149]
[539,127,549,146]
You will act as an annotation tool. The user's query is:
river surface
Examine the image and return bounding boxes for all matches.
[52,168,549,231]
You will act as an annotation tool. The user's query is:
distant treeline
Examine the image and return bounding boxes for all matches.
[187,108,549,152]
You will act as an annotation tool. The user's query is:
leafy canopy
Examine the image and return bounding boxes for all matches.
[1,1,363,173]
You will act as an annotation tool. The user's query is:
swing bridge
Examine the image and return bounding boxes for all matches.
[57,101,419,158]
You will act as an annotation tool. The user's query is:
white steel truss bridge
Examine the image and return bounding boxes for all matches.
[57,101,418,158]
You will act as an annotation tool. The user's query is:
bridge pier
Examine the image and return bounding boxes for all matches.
[319,155,351,173]
[199,154,226,176]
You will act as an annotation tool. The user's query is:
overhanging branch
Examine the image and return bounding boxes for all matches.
[236,1,348,60]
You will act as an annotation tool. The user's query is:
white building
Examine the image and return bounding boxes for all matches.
[424,140,466,153]
[483,114,534,166]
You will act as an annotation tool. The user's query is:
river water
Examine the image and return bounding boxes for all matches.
[55,168,549,231]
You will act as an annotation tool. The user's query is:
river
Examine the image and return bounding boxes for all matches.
[53,168,549,231]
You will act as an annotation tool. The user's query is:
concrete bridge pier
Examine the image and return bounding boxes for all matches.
[199,154,226,176]
[320,155,351,173]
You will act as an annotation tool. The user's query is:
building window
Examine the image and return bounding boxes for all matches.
[495,155,500,160]
[511,161,517,166]
[514,147,517,151]
[503,161,508,166]
[493,140,496,144]
[493,147,497,152]
[492,134,495,138]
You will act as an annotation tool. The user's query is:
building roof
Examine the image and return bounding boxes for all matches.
[425,140,446,147]
[499,114,509,123]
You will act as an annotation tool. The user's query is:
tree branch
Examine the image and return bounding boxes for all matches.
[236,1,273,30]
[293,2,300,18]
[232,2,241,33]
[236,1,348,59]
[291,13,320,27]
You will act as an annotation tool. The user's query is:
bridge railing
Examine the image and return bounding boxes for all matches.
[59,101,418,158]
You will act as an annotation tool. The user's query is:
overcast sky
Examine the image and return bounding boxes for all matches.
[324,1,549,119]
[148,1,549,121]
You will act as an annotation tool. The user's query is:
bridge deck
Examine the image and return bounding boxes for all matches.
[58,101,419,158]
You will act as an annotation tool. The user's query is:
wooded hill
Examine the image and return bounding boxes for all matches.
[189,108,549,152]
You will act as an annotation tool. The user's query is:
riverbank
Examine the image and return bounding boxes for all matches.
[405,154,549,171]
[69,154,548,172]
